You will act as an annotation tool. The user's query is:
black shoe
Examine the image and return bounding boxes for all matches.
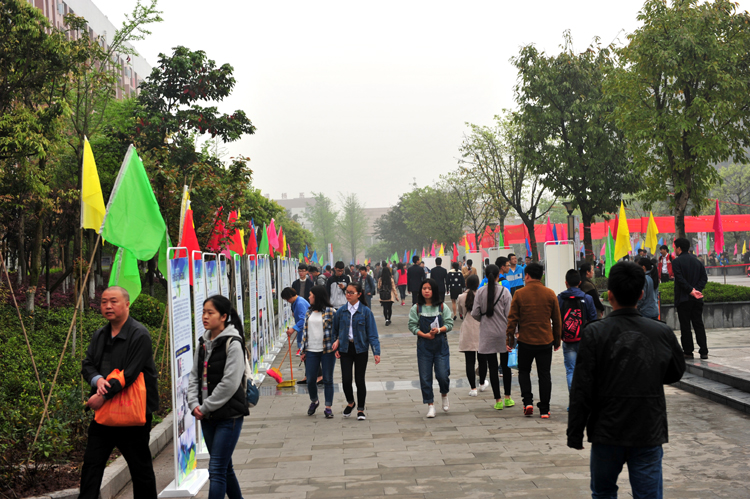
[454,316,457,321]
[317,378,324,385]
[357,411,366,420]
[700,354,709,360]
[684,354,694,359]
[297,378,308,385]
[343,404,355,418]
[307,400,319,416]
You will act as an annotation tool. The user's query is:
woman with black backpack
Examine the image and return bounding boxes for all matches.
[447,261,466,320]
[377,266,399,325]
[188,295,249,499]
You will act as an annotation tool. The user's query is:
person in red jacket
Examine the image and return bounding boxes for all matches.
[658,245,674,283]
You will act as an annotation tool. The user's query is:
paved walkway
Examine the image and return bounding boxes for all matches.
[117,303,750,498]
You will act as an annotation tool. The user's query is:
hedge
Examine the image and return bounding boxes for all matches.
[658,281,750,305]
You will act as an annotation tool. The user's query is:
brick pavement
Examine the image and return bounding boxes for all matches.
[117,305,750,498]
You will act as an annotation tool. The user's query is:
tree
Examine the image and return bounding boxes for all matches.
[512,32,641,262]
[336,194,368,262]
[306,192,338,256]
[442,171,495,249]
[459,115,551,262]
[609,0,750,238]
[373,198,424,256]
[400,183,465,249]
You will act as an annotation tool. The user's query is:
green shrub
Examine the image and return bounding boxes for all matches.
[659,281,750,304]
[593,277,608,291]
[130,294,166,328]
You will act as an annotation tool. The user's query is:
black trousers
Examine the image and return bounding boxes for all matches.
[677,300,708,356]
[398,285,406,301]
[479,353,512,399]
[464,351,487,389]
[79,413,156,499]
[340,347,369,410]
[382,301,393,321]
[660,273,672,284]
[411,290,420,305]
[517,342,553,414]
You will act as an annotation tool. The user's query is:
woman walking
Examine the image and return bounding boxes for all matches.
[637,257,660,320]
[396,263,408,306]
[447,261,466,320]
[301,285,337,418]
[377,266,399,326]
[332,282,381,420]
[471,265,514,410]
[408,278,454,418]
[457,275,488,396]
[189,296,248,499]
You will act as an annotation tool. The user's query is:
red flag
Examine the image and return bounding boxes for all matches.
[179,209,201,285]
[714,199,724,254]
[452,243,459,263]
[226,210,245,256]
[268,219,280,249]
[246,223,258,260]
[612,215,619,242]
[206,208,226,253]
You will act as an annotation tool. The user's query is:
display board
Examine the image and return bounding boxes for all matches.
[218,254,229,297]
[190,251,209,461]
[248,255,259,374]
[544,241,576,296]
[234,258,244,326]
[257,256,268,361]
[204,253,219,298]
[487,247,513,266]
[159,248,208,497]
[464,252,483,282]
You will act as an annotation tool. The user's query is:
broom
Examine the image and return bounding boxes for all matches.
[276,333,297,388]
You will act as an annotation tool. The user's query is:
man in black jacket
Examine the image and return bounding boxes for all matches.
[407,255,425,305]
[292,263,314,301]
[79,286,159,499]
[672,237,709,359]
[567,262,685,499]
[429,257,448,303]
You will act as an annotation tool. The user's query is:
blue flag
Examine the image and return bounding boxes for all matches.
[658,237,664,246]
[304,245,309,258]
[552,224,559,242]
[311,250,318,262]
[525,238,532,257]
[403,249,407,263]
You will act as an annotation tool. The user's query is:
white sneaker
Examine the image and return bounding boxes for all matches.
[442,395,450,412]
[469,389,478,397]
[479,380,489,392]
[426,405,436,418]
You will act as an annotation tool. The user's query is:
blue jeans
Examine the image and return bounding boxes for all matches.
[201,418,244,499]
[563,341,580,391]
[417,334,450,404]
[306,350,336,406]
[296,328,304,350]
[590,443,663,499]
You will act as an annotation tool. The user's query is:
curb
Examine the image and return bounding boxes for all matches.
[25,413,174,499]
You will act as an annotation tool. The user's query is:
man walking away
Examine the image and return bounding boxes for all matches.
[557,269,596,395]
[293,263,314,301]
[505,253,525,296]
[658,245,674,283]
[430,257,449,303]
[326,261,351,310]
[79,286,159,499]
[407,255,425,305]
[359,265,376,308]
[567,262,685,499]
[672,237,709,359]
[506,263,561,418]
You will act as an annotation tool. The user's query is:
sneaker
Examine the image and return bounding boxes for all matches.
[324,408,333,419]
[357,411,366,420]
[453,315,457,321]
[343,404,355,418]
[385,320,391,326]
[442,396,450,412]
[296,349,301,356]
[504,398,515,408]
[469,389,478,397]
[426,405,436,418]
[494,401,504,410]
[479,380,489,392]
[523,405,534,417]
[401,301,405,306]
[541,412,550,419]
[307,400,319,416]
[700,354,709,360]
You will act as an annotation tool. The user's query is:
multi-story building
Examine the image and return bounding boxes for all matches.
[28,0,151,99]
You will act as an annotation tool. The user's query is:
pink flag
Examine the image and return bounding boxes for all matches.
[268,219,280,249]
[713,200,724,254]
[600,242,606,257]
[430,241,436,257]
[545,217,554,243]
[734,243,738,256]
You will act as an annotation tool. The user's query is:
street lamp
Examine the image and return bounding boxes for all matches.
[562,201,575,242]
[488,222,498,247]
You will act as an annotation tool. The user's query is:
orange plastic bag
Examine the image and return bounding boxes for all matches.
[94,369,147,427]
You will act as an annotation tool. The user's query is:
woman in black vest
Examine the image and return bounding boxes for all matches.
[189,295,249,499]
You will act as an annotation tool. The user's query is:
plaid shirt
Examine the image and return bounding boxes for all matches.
[301,307,336,354]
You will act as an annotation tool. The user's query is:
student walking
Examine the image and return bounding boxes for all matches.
[637,258,660,320]
[458,275,488,395]
[557,269,596,394]
[408,278,454,418]
[471,265,514,410]
[407,255,425,305]
[506,263,561,418]
[448,261,466,320]
[377,266,399,326]
[567,262,685,498]
[332,282,381,420]
[301,286,337,418]
[189,295,249,499]
[396,263,408,306]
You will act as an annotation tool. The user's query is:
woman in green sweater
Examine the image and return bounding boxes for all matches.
[408,278,454,418]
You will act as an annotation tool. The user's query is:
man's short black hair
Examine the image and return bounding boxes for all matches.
[435,257,442,265]
[412,255,420,264]
[326,265,332,271]
[298,263,308,271]
[452,261,460,270]
[525,262,544,280]
[280,287,297,300]
[608,262,645,307]
[335,261,345,270]
[308,266,319,273]
[508,253,516,259]
[579,262,592,275]
[674,238,690,252]
[466,259,473,266]
[565,269,581,287]
[660,245,669,251]
[496,256,509,268]
[359,265,368,271]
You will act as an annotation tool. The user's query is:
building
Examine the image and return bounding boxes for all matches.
[274,193,316,231]
[28,0,151,99]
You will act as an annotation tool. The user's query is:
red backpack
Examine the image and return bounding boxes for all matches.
[560,295,587,343]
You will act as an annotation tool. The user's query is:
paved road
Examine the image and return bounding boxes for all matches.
[117,302,750,498]
[708,273,750,287]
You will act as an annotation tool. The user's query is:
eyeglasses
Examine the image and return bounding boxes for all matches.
[345,291,358,295]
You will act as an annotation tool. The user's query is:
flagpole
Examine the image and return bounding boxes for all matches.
[31,233,101,452]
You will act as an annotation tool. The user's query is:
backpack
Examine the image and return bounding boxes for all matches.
[227,337,259,408]
[560,295,586,343]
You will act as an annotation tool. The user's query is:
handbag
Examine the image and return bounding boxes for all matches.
[507,348,518,369]
[94,369,147,427]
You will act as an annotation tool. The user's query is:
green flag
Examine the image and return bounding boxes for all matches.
[100,145,166,261]
[392,252,398,263]
[605,227,615,277]
[497,229,505,247]
[109,247,142,303]
[299,252,304,261]
[258,224,269,255]
[157,228,172,279]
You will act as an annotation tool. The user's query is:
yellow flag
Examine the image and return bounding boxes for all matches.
[613,201,632,261]
[644,211,659,255]
[80,137,106,232]
[464,236,470,253]
[280,232,286,257]
[238,210,246,254]
[743,240,747,255]
[439,243,445,256]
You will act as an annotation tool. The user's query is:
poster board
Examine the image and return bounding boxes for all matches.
[465,252,483,282]
[204,253,219,298]
[487,246,513,266]
[257,256,268,364]
[234,258,244,326]
[218,254,229,297]
[190,251,209,461]
[159,248,208,497]
[248,255,259,374]
[544,241,576,296]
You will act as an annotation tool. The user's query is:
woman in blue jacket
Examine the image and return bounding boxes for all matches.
[332,281,381,420]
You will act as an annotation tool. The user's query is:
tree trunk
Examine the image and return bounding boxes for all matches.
[26,215,44,312]
[581,210,595,263]
[521,217,540,262]
[148,257,155,296]
[674,189,689,239]
[17,211,26,286]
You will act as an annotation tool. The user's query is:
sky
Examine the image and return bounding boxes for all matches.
[99,0,749,210]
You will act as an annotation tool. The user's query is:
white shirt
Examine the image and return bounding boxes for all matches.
[661,256,668,273]
[306,311,324,352]
[348,301,359,340]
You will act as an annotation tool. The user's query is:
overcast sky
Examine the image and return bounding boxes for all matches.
[100,0,749,210]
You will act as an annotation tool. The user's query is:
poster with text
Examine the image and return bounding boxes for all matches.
[192,253,206,342]
[205,255,219,297]
[219,255,229,297]
[168,252,196,485]
[248,257,258,373]
[257,257,267,360]
[234,258,244,326]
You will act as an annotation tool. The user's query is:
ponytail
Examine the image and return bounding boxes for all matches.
[484,264,500,318]
[465,274,479,312]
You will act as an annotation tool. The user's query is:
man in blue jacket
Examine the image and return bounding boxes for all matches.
[557,269,597,393]
[282,287,310,354]
[505,253,525,296]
